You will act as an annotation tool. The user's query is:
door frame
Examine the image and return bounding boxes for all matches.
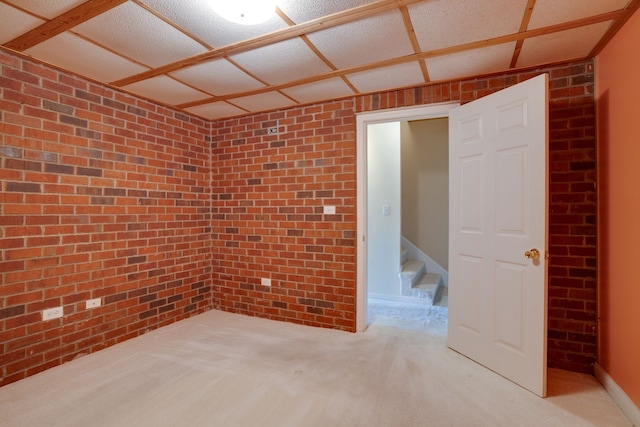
[356,102,459,332]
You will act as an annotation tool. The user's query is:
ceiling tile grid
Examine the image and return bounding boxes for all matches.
[185,101,248,120]
[517,21,615,68]
[1,0,638,120]
[24,32,149,83]
[347,61,426,93]
[229,91,296,112]
[230,37,333,86]
[72,1,208,68]
[408,0,529,51]
[170,58,266,97]
[528,0,631,29]
[281,78,356,104]
[304,10,415,69]
[426,42,518,82]
[122,75,211,105]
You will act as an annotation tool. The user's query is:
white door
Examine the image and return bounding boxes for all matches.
[448,74,549,397]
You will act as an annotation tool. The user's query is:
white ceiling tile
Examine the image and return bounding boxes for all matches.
[73,1,207,68]
[426,43,517,81]
[409,0,528,51]
[517,22,612,68]
[229,91,295,112]
[306,10,414,69]
[281,78,355,104]
[25,32,149,82]
[4,0,85,19]
[0,3,43,44]
[529,0,630,29]
[186,102,247,120]
[141,0,287,48]
[347,62,425,93]
[122,75,210,105]
[170,59,266,96]
[230,37,332,85]
[278,0,377,23]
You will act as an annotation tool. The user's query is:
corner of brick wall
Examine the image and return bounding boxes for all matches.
[0,50,214,386]
[210,102,358,330]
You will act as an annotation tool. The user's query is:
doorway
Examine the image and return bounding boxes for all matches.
[356,103,459,332]
[357,76,548,397]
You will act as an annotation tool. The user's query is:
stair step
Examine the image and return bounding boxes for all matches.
[400,260,425,282]
[400,260,426,295]
[398,241,447,305]
[408,281,442,304]
[402,270,443,305]
[416,272,442,287]
[413,273,442,300]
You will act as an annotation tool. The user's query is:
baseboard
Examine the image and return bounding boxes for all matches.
[594,363,640,426]
[368,293,433,305]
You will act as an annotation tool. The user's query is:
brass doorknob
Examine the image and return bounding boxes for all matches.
[524,249,540,260]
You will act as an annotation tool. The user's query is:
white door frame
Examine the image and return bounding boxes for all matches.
[356,102,459,332]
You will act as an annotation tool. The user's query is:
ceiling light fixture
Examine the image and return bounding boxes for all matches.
[211,0,277,25]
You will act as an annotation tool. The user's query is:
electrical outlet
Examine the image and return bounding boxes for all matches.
[268,127,278,135]
[42,306,64,321]
[261,278,271,287]
[86,298,101,309]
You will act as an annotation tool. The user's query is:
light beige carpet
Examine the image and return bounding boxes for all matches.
[0,303,632,427]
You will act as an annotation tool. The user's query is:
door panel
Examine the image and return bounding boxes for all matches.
[495,261,526,353]
[448,73,548,397]
[459,255,482,334]
[496,147,527,234]
[460,156,484,232]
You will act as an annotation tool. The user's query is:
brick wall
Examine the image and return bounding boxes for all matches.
[213,61,596,373]
[1,46,596,387]
[210,105,357,330]
[546,64,597,373]
[0,50,213,386]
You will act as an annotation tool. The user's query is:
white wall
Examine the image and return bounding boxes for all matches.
[367,122,401,296]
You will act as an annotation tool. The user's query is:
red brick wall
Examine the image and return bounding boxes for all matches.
[546,64,597,373]
[210,105,357,330]
[0,50,213,386]
[213,61,597,374]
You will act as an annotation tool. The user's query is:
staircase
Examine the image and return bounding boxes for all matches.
[400,247,443,304]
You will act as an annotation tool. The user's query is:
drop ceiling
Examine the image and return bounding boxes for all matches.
[1,0,638,120]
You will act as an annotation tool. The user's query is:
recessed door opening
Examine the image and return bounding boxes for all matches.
[364,118,450,334]
[356,103,458,334]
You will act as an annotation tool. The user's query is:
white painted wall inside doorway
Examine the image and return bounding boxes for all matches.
[366,122,401,296]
